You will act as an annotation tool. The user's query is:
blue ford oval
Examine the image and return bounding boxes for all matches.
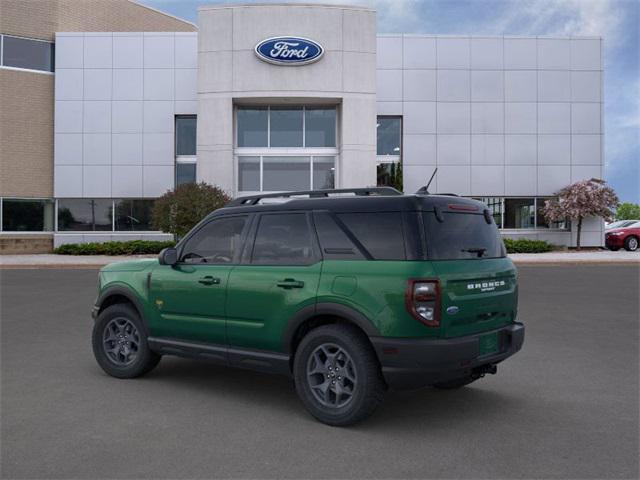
[255,37,324,66]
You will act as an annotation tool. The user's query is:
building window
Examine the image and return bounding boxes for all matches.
[1,35,54,73]
[175,115,196,186]
[474,197,503,228]
[1,198,54,232]
[238,156,335,192]
[536,197,569,229]
[114,199,155,231]
[504,198,535,229]
[57,199,112,231]
[472,197,568,230]
[235,105,338,192]
[236,106,337,148]
[376,116,402,190]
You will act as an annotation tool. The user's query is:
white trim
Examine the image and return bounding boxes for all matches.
[0,65,54,75]
[236,147,338,156]
[0,231,53,236]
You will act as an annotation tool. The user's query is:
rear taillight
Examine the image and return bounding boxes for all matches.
[405,279,440,327]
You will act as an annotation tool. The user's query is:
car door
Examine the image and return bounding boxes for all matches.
[149,214,250,345]
[226,212,322,353]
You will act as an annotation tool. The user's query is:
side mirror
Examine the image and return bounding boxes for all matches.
[158,247,178,266]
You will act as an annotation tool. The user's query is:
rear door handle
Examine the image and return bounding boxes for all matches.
[198,276,221,286]
[276,278,305,289]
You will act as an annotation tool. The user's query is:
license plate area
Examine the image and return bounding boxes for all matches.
[479,331,499,356]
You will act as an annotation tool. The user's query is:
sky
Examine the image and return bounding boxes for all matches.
[141,0,639,203]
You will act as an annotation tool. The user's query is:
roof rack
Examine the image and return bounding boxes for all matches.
[226,187,403,207]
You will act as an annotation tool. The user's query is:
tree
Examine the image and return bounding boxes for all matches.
[151,182,231,238]
[616,202,640,220]
[543,178,619,250]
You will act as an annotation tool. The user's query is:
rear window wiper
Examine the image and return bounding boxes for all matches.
[461,247,487,258]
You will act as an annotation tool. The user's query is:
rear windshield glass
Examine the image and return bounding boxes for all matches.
[423,212,505,260]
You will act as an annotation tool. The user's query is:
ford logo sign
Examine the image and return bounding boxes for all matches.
[255,36,324,66]
[446,306,460,315]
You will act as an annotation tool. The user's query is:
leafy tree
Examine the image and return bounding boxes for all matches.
[151,182,231,238]
[616,202,640,220]
[543,178,619,250]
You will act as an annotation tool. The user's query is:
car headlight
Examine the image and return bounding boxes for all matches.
[609,231,624,236]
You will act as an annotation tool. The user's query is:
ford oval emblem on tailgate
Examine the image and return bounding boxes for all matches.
[446,306,459,315]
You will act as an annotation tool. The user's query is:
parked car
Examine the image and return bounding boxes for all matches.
[605,220,639,230]
[91,188,525,426]
[605,222,640,251]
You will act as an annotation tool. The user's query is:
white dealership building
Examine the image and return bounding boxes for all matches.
[2,2,605,249]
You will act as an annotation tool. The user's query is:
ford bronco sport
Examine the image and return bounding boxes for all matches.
[91,188,524,426]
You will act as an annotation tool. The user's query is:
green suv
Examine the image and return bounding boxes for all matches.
[91,188,524,426]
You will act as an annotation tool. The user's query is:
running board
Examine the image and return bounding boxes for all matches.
[147,337,291,376]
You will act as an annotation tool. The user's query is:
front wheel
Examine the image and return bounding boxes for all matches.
[293,324,385,426]
[624,236,638,251]
[92,303,161,379]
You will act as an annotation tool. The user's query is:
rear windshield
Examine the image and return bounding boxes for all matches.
[423,212,505,260]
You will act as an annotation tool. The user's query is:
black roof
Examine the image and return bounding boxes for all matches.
[207,188,486,219]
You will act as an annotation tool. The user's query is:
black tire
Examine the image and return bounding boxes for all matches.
[92,303,161,379]
[607,246,620,251]
[433,376,478,390]
[293,324,385,426]
[624,236,639,252]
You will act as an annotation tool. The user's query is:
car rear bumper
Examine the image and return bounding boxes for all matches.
[370,323,525,390]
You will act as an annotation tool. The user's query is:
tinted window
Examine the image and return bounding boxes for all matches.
[2,35,54,72]
[237,107,268,147]
[270,107,303,147]
[252,214,314,265]
[114,199,154,231]
[181,216,247,264]
[423,212,505,260]
[238,156,260,191]
[57,199,112,231]
[305,108,336,147]
[504,198,534,228]
[176,163,196,186]
[175,116,196,155]
[376,117,401,156]
[314,212,365,260]
[262,156,309,191]
[337,212,405,260]
[2,199,53,231]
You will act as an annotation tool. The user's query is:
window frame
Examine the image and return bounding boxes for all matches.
[0,34,55,75]
[176,213,252,266]
[243,211,321,266]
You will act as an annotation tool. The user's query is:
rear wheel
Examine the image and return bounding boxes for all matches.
[624,236,638,251]
[433,376,478,390]
[293,324,385,426]
[92,303,160,379]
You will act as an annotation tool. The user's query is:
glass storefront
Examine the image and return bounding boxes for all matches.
[57,199,112,231]
[235,105,338,192]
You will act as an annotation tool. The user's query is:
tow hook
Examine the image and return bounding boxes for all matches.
[472,364,497,379]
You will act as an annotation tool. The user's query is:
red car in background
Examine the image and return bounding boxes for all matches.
[605,221,640,251]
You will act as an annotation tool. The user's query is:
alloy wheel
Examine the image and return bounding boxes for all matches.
[103,317,140,366]
[306,343,357,408]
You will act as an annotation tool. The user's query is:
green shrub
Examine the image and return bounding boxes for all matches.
[54,240,175,256]
[503,238,554,254]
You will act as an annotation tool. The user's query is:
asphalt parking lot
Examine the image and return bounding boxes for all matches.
[1,265,638,479]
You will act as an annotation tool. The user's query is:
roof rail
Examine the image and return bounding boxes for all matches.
[226,187,403,207]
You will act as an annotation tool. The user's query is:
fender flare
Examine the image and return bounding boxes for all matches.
[95,286,150,336]
[282,302,380,354]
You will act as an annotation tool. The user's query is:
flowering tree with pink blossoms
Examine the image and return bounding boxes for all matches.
[543,178,619,250]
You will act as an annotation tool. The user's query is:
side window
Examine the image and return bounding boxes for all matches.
[252,214,315,265]
[337,212,406,260]
[180,216,247,264]
[313,212,365,260]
